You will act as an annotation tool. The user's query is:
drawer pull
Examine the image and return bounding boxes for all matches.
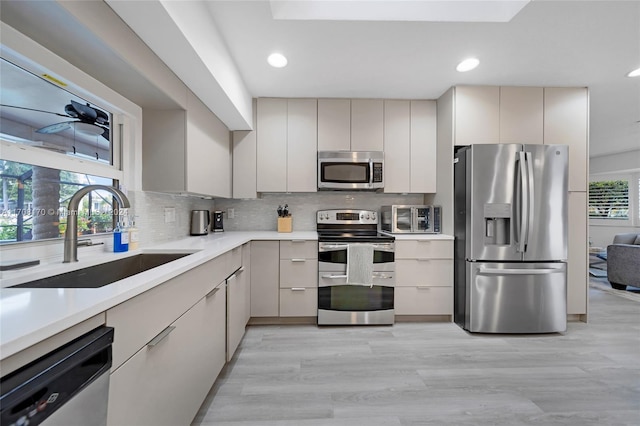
[291,240,306,243]
[417,286,431,290]
[291,287,306,291]
[147,326,176,348]
[417,258,431,262]
[291,258,306,262]
[206,287,221,298]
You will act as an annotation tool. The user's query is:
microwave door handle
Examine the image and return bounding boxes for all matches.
[369,159,374,188]
[411,208,417,232]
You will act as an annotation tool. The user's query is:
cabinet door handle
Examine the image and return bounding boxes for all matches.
[206,287,220,298]
[291,258,306,262]
[291,287,306,291]
[147,326,176,348]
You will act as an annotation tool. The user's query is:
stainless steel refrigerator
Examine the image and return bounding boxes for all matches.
[454,144,568,333]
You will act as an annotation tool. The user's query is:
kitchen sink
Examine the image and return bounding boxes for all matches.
[11,253,195,289]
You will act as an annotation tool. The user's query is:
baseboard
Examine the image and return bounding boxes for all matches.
[248,316,317,325]
[395,315,452,323]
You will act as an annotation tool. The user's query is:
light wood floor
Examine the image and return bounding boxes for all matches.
[193,281,640,426]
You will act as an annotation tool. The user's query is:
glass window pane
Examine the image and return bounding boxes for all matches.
[1,160,117,243]
[0,58,112,164]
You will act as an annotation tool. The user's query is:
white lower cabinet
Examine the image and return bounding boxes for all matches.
[394,239,454,316]
[279,241,318,317]
[107,282,226,426]
[250,241,280,317]
[395,287,453,315]
[226,265,248,361]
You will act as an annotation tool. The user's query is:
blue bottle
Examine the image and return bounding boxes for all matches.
[113,220,129,252]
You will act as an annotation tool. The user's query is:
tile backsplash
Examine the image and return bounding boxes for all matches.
[128,190,216,246]
[0,190,424,263]
[215,192,425,232]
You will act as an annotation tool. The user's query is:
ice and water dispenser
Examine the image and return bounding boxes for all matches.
[483,203,511,245]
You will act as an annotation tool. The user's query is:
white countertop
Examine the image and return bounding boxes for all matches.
[0,231,317,360]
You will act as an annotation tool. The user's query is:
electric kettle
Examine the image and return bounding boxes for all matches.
[190,210,210,236]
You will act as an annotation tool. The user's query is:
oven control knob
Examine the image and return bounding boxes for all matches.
[365,214,370,220]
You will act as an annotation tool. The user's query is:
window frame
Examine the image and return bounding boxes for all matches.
[0,24,141,246]
[589,172,640,228]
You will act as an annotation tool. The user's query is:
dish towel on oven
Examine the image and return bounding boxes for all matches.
[346,243,374,287]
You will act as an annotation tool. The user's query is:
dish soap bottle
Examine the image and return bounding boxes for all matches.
[128,217,139,251]
[113,219,129,252]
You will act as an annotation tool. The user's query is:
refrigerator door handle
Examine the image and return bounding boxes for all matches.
[516,151,528,253]
[478,266,564,275]
[524,151,535,252]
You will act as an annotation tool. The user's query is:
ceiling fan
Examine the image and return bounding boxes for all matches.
[36,100,110,140]
[1,100,110,140]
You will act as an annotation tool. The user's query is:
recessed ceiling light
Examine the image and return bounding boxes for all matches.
[627,67,640,77]
[456,58,480,72]
[267,53,288,68]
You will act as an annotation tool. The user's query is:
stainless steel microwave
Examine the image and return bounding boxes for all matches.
[318,151,384,190]
[380,205,442,234]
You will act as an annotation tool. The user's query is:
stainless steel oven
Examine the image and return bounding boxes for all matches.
[317,209,395,325]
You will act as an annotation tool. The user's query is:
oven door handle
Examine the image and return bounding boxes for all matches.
[319,243,394,252]
[319,244,349,251]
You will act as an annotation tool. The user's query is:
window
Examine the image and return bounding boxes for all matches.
[588,180,629,219]
[1,48,124,244]
[0,160,118,242]
[0,58,113,164]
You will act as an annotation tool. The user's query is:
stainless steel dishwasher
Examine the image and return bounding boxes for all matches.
[1,326,114,426]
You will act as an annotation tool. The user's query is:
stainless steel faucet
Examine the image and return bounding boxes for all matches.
[63,185,131,263]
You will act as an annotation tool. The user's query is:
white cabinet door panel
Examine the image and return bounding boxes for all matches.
[287,99,317,192]
[384,100,411,193]
[318,99,350,151]
[351,99,384,151]
[279,288,318,317]
[410,100,437,193]
[396,259,453,287]
[395,240,453,259]
[395,287,453,315]
[257,98,287,192]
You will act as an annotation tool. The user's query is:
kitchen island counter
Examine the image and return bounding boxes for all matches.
[0,231,317,361]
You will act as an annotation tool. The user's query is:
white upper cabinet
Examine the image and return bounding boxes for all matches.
[384,100,437,193]
[233,100,257,199]
[287,99,318,192]
[544,87,588,192]
[142,91,231,198]
[499,86,544,145]
[256,98,317,193]
[318,99,351,151]
[384,100,411,193]
[351,99,384,151]
[410,100,437,193]
[318,98,384,152]
[454,86,500,145]
[256,98,288,192]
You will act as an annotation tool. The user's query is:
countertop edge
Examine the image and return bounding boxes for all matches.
[0,231,317,360]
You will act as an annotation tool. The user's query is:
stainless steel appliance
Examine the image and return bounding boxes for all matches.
[454,144,568,334]
[317,209,395,325]
[0,326,114,426]
[190,210,210,236]
[380,205,442,234]
[318,151,384,191]
[212,210,224,232]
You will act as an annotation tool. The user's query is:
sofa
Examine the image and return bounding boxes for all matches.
[606,233,640,290]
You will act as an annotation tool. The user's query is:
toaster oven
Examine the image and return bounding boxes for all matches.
[380,205,442,234]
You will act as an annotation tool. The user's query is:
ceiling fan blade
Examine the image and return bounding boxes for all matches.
[0,104,70,118]
[36,121,74,134]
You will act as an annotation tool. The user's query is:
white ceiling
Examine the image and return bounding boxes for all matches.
[202,0,639,158]
[1,0,638,159]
